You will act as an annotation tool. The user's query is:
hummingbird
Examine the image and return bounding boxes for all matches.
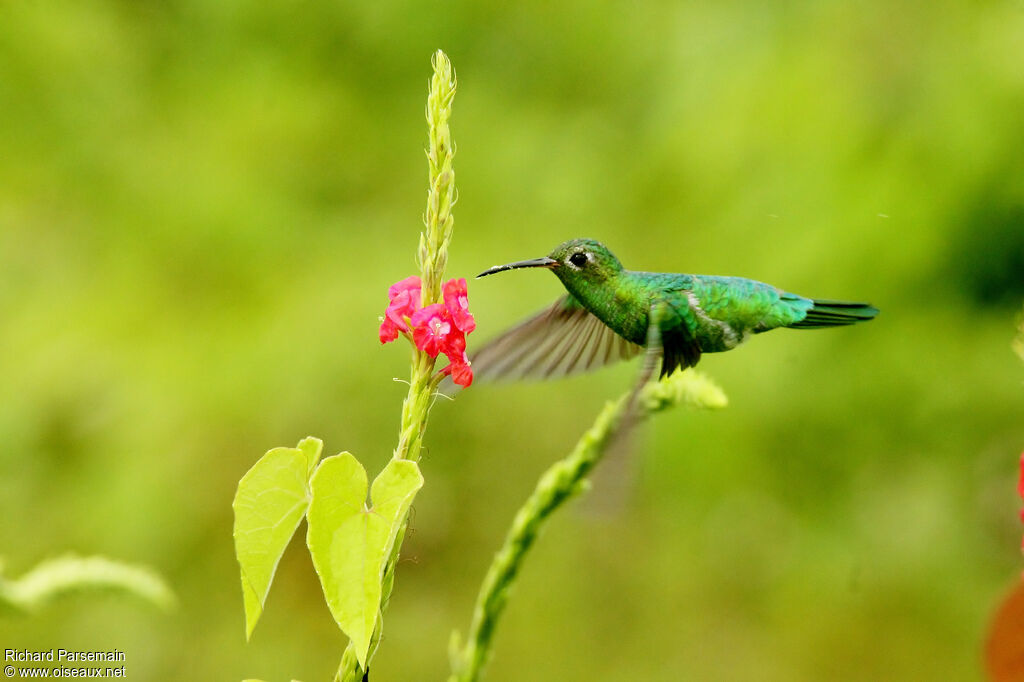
[472,238,878,380]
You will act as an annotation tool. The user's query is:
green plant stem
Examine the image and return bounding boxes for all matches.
[335,49,457,682]
[419,51,457,306]
[448,371,726,682]
[447,395,628,682]
[396,349,438,465]
[0,554,175,615]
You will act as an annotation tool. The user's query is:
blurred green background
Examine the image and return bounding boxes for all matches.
[2,1,1023,680]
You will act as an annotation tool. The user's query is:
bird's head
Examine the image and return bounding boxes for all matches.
[477,238,624,290]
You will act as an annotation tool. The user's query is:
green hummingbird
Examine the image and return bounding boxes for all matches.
[472,238,878,380]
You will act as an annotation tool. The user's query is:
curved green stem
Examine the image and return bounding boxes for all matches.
[448,395,627,682]
[448,370,727,682]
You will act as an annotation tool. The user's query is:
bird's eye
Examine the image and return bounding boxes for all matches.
[569,252,588,267]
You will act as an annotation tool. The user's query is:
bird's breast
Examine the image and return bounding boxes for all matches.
[601,285,654,345]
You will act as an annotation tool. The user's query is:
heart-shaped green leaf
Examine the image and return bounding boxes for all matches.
[306,454,423,669]
[233,437,322,639]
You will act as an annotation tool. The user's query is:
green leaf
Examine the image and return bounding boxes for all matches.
[233,436,323,640]
[306,454,423,669]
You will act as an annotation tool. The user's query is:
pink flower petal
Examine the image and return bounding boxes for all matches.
[443,277,476,333]
[379,317,400,344]
[389,275,422,301]
[380,276,423,339]
[411,304,452,357]
[443,327,466,357]
[1018,452,1024,501]
[385,290,416,331]
[449,356,473,387]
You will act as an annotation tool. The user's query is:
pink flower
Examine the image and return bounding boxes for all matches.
[379,317,400,343]
[380,275,475,386]
[389,275,422,301]
[445,351,473,387]
[443,278,475,333]
[379,276,422,343]
[443,322,465,353]
[385,290,415,329]
[411,304,456,358]
[436,330,472,386]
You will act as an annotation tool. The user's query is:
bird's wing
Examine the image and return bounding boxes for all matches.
[470,295,643,381]
[634,273,704,376]
[658,297,703,377]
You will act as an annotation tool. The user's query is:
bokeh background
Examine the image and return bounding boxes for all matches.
[2,1,1023,680]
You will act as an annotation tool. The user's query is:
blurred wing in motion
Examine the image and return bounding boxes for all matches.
[471,295,643,381]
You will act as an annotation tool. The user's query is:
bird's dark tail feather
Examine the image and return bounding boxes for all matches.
[789,299,879,328]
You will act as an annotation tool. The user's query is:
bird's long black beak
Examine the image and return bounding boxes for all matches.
[476,257,559,278]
